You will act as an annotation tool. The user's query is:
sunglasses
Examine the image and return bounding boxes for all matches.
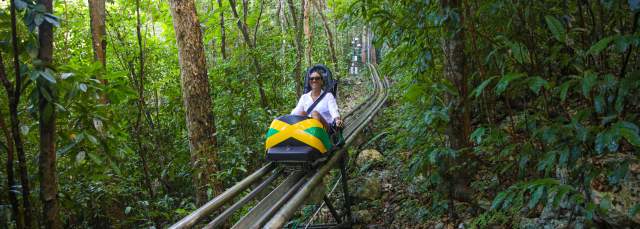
[310,77,323,81]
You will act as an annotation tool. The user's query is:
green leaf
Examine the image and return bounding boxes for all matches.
[558,148,569,166]
[509,41,530,64]
[545,15,566,42]
[528,76,549,95]
[75,151,86,163]
[29,71,40,81]
[599,196,612,212]
[40,70,57,83]
[615,35,633,52]
[20,125,29,135]
[471,76,497,98]
[57,141,79,156]
[60,72,74,80]
[581,72,597,98]
[86,134,99,145]
[87,152,103,165]
[470,127,485,144]
[586,202,597,220]
[618,123,640,146]
[34,13,44,26]
[44,14,60,27]
[619,121,640,133]
[594,95,605,113]
[405,84,424,102]
[528,185,545,209]
[39,86,53,102]
[15,0,28,9]
[79,83,88,92]
[559,81,572,102]
[588,36,615,55]
[553,185,572,207]
[595,130,619,154]
[495,73,523,96]
[608,161,629,185]
[491,192,507,210]
[501,192,515,209]
[629,204,640,218]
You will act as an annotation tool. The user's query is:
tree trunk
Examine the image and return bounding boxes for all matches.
[88,0,107,67]
[228,0,269,110]
[88,0,109,107]
[217,0,227,59]
[286,0,303,96]
[441,0,473,220]
[312,0,338,71]
[303,0,313,65]
[9,0,33,226]
[0,51,23,229]
[37,0,62,228]
[169,0,221,206]
[135,0,155,199]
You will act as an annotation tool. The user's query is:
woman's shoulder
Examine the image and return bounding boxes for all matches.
[326,92,336,99]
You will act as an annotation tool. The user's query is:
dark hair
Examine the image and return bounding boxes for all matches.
[309,67,325,77]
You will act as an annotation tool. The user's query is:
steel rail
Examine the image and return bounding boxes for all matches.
[263,63,388,228]
[231,171,307,228]
[169,162,276,228]
[203,168,284,228]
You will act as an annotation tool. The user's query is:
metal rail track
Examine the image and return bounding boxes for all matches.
[171,35,386,229]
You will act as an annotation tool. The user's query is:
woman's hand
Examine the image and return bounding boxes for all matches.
[335,117,343,127]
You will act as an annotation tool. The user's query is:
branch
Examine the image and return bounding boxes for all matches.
[0,51,14,95]
[619,12,639,78]
[252,0,265,47]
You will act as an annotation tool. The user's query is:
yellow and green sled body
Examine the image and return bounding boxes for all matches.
[265,115,333,162]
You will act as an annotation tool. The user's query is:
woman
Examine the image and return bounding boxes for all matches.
[291,68,343,129]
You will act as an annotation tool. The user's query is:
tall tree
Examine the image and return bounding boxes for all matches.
[88,0,107,66]
[440,0,472,219]
[8,0,33,226]
[228,0,268,109]
[217,0,227,59]
[37,0,62,227]
[312,0,338,71]
[303,0,313,65]
[0,51,23,229]
[287,0,303,96]
[169,0,221,205]
[134,0,155,198]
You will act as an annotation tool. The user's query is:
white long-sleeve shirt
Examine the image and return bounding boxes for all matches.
[291,90,340,123]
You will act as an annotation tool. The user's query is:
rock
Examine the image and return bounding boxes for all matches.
[589,160,640,226]
[434,222,445,229]
[520,216,585,229]
[355,209,373,223]
[355,175,382,201]
[356,149,383,166]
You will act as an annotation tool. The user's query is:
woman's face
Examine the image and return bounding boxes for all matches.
[310,72,323,90]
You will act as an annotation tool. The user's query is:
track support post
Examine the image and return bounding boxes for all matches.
[323,195,342,224]
[339,153,353,226]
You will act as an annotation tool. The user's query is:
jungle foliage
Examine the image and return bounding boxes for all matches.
[356,0,640,226]
[1,0,639,227]
[0,0,358,227]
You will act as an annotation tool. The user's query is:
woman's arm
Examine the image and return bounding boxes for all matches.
[327,93,342,126]
[291,95,306,115]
